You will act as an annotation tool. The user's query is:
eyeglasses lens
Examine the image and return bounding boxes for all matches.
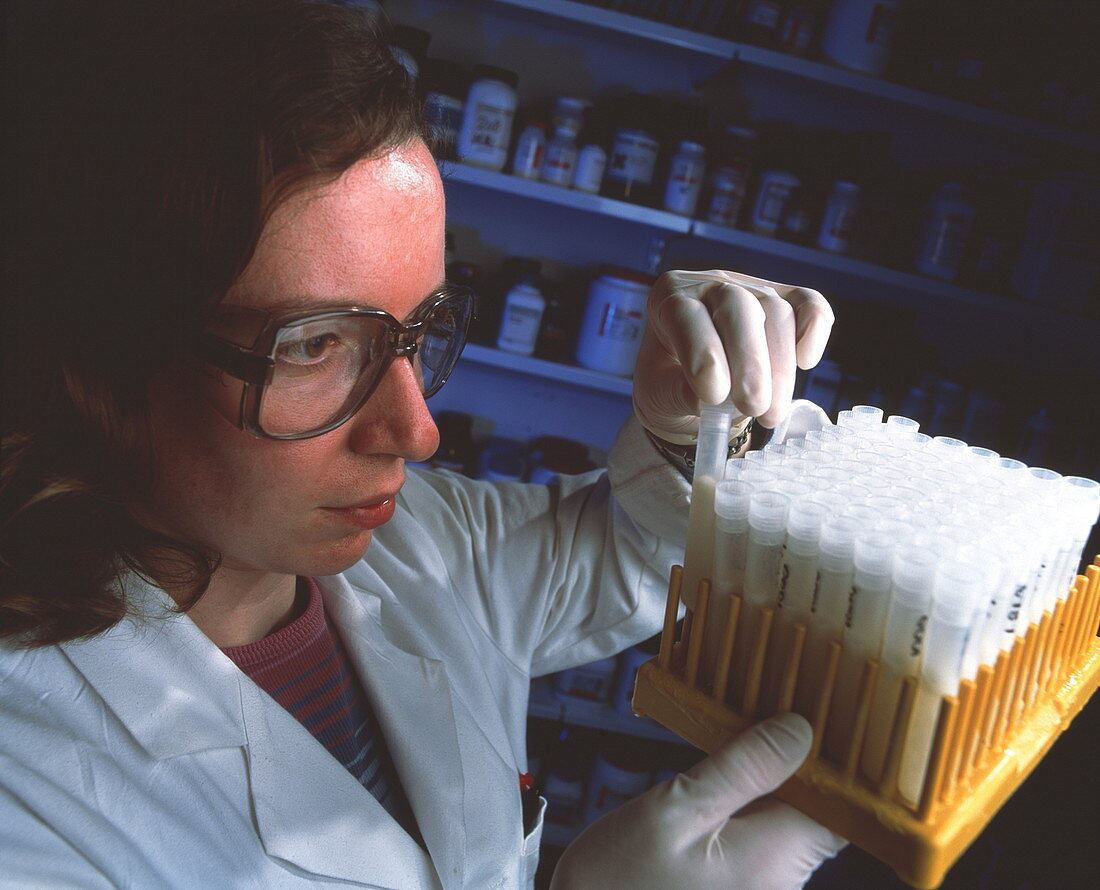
[257,292,472,437]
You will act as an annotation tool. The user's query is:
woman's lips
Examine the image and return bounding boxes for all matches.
[320,497,396,530]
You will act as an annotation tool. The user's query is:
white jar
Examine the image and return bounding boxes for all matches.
[496,278,545,356]
[511,122,545,180]
[604,127,660,195]
[663,140,707,217]
[572,143,607,193]
[817,181,862,253]
[750,170,802,236]
[820,0,904,77]
[913,183,977,281]
[540,126,578,187]
[456,65,518,172]
[575,267,652,376]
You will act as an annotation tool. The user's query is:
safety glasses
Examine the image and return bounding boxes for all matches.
[193,285,475,440]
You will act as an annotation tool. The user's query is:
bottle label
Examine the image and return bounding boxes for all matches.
[573,147,607,193]
[497,303,542,352]
[596,302,644,344]
[511,131,544,179]
[606,131,659,187]
[706,169,748,224]
[753,178,795,231]
[663,154,705,215]
[461,100,514,166]
[540,144,576,186]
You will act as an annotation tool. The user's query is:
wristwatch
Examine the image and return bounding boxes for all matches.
[644,419,754,478]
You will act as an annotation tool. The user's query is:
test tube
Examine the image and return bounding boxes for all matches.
[681,399,740,610]
[731,490,790,708]
[706,480,754,683]
[795,515,861,722]
[861,544,938,782]
[762,499,829,715]
[1057,476,1100,592]
[898,559,984,804]
[886,415,920,436]
[826,526,898,761]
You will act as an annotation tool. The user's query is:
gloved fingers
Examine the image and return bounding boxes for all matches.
[700,271,834,372]
[676,713,813,822]
[648,279,732,407]
[632,327,705,440]
[750,287,797,429]
[699,282,771,419]
[782,286,834,370]
[725,797,849,888]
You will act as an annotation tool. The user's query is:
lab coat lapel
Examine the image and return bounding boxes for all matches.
[239,672,443,889]
[320,574,469,889]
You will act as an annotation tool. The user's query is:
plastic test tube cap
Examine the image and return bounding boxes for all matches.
[714,479,753,528]
[851,404,885,426]
[932,559,985,626]
[886,414,920,434]
[819,514,863,562]
[854,527,897,575]
[748,489,791,535]
[787,498,829,543]
[892,544,939,608]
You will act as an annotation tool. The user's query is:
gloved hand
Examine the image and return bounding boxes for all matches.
[633,270,834,439]
[550,713,847,890]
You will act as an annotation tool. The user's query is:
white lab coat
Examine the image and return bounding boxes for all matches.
[0,406,825,890]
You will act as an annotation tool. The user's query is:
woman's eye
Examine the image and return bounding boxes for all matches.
[279,333,339,363]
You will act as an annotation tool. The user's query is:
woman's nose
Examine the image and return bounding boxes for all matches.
[344,356,439,461]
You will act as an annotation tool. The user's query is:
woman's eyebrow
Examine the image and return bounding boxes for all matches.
[244,279,450,316]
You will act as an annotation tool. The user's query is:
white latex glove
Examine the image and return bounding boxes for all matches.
[550,713,847,890]
[633,270,834,438]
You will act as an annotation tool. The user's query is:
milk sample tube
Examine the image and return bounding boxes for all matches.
[899,560,984,804]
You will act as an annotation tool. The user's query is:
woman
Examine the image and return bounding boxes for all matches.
[2,1,842,887]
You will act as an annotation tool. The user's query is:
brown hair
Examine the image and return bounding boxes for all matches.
[2,0,428,645]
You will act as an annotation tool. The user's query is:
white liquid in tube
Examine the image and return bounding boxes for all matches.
[827,528,896,761]
[707,481,753,687]
[733,490,789,706]
[899,560,984,804]
[795,515,860,719]
[862,544,937,782]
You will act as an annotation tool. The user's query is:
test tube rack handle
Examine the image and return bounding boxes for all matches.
[632,558,1100,889]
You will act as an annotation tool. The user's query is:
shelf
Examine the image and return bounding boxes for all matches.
[440,161,693,233]
[689,220,1031,316]
[462,344,634,396]
[528,677,689,745]
[486,0,1100,154]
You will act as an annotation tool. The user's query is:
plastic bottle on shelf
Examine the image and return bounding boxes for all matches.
[573,138,608,194]
[534,284,575,363]
[550,96,586,139]
[601,94,663,204]
[702,125,757,226]
[750,167,802,237]
[496,272,545,356]
[913,182,978,281]
[510,119,546,180]
[422,59,467,160]
[575,266,654,377]
[820,0,905,77]
[778,182,815,244]
[456,64,518,172]
[817,181,862,253]
[662,140,706,217]
[540,125,579,187]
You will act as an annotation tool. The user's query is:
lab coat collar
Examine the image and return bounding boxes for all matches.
[61,573,446,888]
[59,574,246,759]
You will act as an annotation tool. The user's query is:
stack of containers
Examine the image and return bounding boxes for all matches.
[695,405,1099,802]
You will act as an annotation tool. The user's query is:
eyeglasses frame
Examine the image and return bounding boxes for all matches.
[193,284,476,440]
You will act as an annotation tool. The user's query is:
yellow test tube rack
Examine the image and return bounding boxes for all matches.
[631,557,1100,889]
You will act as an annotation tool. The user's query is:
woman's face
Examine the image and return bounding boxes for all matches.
[144,141,445,580]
